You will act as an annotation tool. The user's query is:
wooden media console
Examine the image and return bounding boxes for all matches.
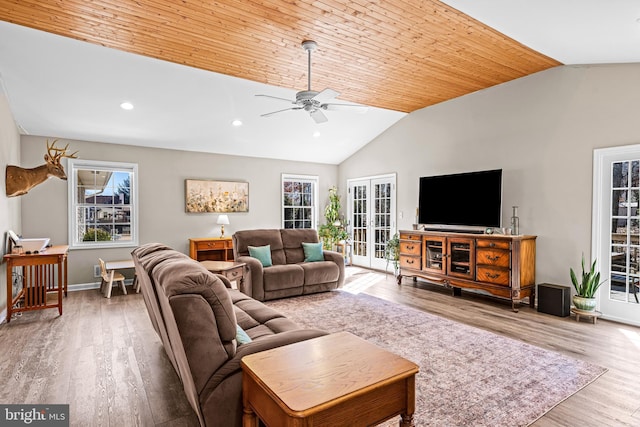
[397,230,536,311]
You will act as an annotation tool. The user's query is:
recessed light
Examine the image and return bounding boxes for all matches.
[313,131,321,138]
[120,102,134,110]
[232,119,243,127]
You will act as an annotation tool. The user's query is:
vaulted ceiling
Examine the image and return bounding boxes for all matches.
[0,0,560,114]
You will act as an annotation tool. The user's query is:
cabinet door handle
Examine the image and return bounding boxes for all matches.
[489,242,496,248]
[487,273,501,279]
[407,259,414,264]
[486,255,501,261]
[407,245,414,250]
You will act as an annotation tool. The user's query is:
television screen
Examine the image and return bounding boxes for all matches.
[418,169,502,229]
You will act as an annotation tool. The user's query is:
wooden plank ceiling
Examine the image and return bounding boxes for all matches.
[0,0,561,113]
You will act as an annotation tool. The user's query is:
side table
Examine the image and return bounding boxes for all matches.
[200,260,246,292]
[189,237,234,261]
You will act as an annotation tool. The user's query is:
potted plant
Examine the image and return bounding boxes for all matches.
[570,254,605,312]
[385,233,400,276]
[318,187,349,250]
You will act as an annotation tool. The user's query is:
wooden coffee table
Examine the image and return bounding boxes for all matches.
[241,331,419,427]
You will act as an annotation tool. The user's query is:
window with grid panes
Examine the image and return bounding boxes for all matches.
[282,174,318,229]
[68,159,138,249]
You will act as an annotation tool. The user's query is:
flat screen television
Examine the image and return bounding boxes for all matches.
[418,169,502,231]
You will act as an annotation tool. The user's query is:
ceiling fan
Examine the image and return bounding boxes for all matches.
[256,40,368,124]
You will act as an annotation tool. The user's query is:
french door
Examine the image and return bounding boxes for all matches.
[348,174,396,271]
[593,145,640,326]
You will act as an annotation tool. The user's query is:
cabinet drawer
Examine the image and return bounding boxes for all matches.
[221,266,244,280]
[400,255,421,269]
[399,233,421,241]
[476,239,510,250]
[477,266,510,286]
[476,248,510,268]
[196,240,228,250]
[400,241,421,255]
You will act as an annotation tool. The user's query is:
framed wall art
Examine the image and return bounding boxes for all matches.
[185,179,249,213]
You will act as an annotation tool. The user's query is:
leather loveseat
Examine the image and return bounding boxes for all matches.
[232,228,345,301]
[132,243,327,427]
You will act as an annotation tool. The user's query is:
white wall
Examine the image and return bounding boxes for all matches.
[0,89,22,314]
[20,136,338,285]
[339,63,640,286]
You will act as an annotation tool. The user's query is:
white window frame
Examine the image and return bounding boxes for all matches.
[281,174,319,229]
[68,159,139,249]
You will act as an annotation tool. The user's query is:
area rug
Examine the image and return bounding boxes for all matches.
[265,291,607,427]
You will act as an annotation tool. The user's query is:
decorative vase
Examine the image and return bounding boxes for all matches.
[573,295,596,311]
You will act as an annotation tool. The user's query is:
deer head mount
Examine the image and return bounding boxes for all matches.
[5,139,79,197]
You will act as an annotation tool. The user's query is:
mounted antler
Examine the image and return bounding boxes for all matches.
[5,139,79,197]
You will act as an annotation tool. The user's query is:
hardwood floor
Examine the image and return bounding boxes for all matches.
[1,269,639,426]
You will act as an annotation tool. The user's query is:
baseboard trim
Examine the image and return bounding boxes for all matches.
[69,279,135,292]
[0,308,6,324]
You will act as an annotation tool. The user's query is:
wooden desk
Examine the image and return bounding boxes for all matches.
[241,331,419,427]
[4,245,69,323]
[189,237,234,261]
[200,260,246,292]
[105,259,139,293]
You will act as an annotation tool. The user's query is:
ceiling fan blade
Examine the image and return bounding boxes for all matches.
[309,109,328,124]
[255,94,294,103]
[312,88,339,103]
[322,103,369,113]
[261,106,303,117]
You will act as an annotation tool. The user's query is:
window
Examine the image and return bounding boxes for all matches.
[282,174,318,229]
[68,159,138,249]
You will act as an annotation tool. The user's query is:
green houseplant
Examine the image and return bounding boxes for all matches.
[385,233,400,276]
[570,254,605,311]
[318,187,349,250]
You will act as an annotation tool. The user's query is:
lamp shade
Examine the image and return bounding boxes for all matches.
[217,215,230,225]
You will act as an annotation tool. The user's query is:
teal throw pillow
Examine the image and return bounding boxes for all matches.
[236,324,252,345]
[248,245,272,267]
[302,242,324,262]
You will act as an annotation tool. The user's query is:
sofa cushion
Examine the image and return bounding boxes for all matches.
[248,245,272,267]
[302,242,324,262]
[301,261,340,285]
[281,229,319,263]
[231,289,302,339]
[263,264,304,291]
[234,229,286,265]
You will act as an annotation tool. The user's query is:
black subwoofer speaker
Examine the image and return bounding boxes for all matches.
[537,283,571,317]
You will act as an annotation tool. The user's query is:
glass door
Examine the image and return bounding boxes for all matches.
[594,146,640,325]
[447,237,475,279]
[423,236,446,274]
[348,174,396,270]
[350,181,369,267]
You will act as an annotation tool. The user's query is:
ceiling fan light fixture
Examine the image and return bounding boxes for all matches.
[232,119,243,126]
[120,101,134,110]
[256,40,364,124]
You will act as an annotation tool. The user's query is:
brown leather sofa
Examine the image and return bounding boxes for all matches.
[132,243,327,427]
[232,228,345,301]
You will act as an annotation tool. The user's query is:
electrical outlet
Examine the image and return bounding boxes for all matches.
[94,265,101,278]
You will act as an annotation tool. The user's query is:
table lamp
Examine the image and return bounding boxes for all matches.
[217,214,230,237]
